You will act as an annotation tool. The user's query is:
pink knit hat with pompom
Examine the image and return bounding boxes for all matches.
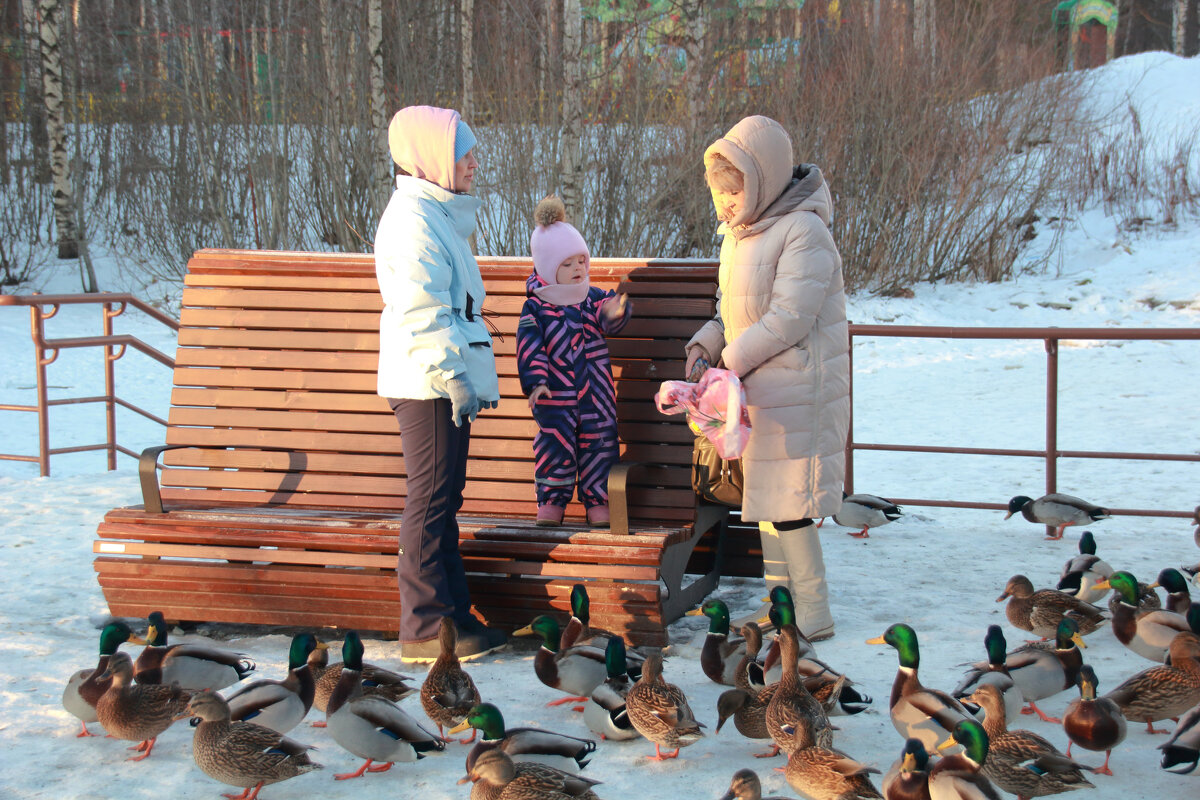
[530,196,590,306]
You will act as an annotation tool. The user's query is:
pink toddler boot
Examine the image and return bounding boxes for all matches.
[536,504,565,527]
[586,505,610,528]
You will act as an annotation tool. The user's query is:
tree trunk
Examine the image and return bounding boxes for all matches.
[460,0,474,121]
[1175,0,1191,54]
[682,0,707,134]
[37,0,78,259]
[560,0,583,221]
[21,0,50,183]
[913,0,930,57]
[367,0,390,211]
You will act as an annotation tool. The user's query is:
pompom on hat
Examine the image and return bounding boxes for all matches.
[530,196,590,306]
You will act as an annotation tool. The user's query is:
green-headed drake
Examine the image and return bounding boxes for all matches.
[625,651,704,760]
[309,635,417,719]
[1055,531,1113,605]
[868,623,974,751]
[1004,493,1109,540]
[134,611,255,691]
[951,625,1023,726]
[188,690,322,799]
[448,701,596,774]
[420,616,483,743]
[514,614,610,706]
[583,636,640,741]
[881,739,934,800]
[224,633,321,734]
[325,631,444,779]
[94,651,191,761]
[62,621,145,737]
[930,719,1004,800]
[1094,570,1191,662]
[1150,567,1194,616]
[1062,664,1126,776]
[967,684,1094,799]
[686,598,747,686]
[1004,617,1085,724]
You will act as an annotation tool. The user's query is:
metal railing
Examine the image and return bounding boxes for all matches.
[844,324,1200,525]
[0,293,178,476]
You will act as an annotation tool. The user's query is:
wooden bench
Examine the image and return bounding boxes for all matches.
[93,249,731,647]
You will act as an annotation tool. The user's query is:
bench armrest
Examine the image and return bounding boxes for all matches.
[607,461,643,536]
[138,445,305,514]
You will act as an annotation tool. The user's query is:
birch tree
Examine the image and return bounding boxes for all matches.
[1174,0,1191,55]
[460,0,474,121]
[368,0,390,209]
[560,0,583,220]
[21,0,50,183]
[37,0,78,259]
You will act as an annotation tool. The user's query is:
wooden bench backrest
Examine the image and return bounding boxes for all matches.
[161,249,719,525]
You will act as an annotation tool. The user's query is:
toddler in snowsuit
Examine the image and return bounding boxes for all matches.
[517,196,632,528]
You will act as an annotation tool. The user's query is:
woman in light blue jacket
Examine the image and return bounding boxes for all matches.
[375,105,504,663]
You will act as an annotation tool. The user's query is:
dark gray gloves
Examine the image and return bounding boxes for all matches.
[441,375,480,427]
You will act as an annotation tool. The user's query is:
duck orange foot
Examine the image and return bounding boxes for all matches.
[647,743,681,761]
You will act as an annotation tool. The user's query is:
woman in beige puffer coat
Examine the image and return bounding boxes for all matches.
[685,115,849,641]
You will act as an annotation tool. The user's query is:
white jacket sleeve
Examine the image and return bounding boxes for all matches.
[376,233,470,383]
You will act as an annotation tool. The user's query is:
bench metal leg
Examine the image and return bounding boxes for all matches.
[659,504,728,622]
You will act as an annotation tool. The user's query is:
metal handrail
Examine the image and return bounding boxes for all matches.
[0,292,178,476]
[845,323,1200,528]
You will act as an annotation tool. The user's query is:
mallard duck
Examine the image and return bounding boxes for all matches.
[834,492,902,538]
[1108,576,1161,616]
[448,702,596,773]
[514,615,610,707]
[625,650,705,760]
[62,621,145,737]
[1055,531,1113,605]
[309,635,418,719]
[784,743,883,800]
[1004,618,1086,724]
[1062,664,1125,776]
[868,623,974,751]
[224,633,321,734]
[1159,700,1200,775]
[736,622,782,693]
[716,687,777,757]
[967,684,1094,799]
[457,747,603,800]
[951,625,1024,726]
[929,719,1004,800]
[1094,570,1192,662]
[1101,630,1200,733]
[94,651,192,761]
[1005,494,1109,540]
[687,598,746,685]
[560,584,619,651]
[881,739,934,800]
[134,611,255,690]
[421,616,483,743]
[766,625,835,756]
[325,631,444,779]
[718,768,796,800]
[188,690,322,800]
[996,575,1107,639]
[1151,567,1194,615]
[763,589,869,714]
[583,636,640,741]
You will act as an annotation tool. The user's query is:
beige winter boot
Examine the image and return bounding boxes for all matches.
[730,521,792,631]
[778,521,834,641]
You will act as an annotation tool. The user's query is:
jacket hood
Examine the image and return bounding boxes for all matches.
[704,115,794,228]
[732,164,833,240]
[388,105,462,192]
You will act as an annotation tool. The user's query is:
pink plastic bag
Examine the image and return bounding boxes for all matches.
[655,368,751,459]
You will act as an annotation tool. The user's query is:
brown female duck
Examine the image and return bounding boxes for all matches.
[625,651,705,760]
[996,575,1107,640]
[457,748,603,800]
[967,684,1094,799]
[95,651,191,761]
[766,625,836,756]
[62,621,145,737]
[1101,631,1200,733]
[421,616,483,743]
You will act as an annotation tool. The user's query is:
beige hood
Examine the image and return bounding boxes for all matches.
[704,115,794,228]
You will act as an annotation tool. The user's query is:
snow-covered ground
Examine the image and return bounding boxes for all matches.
[1,53,1199,800]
